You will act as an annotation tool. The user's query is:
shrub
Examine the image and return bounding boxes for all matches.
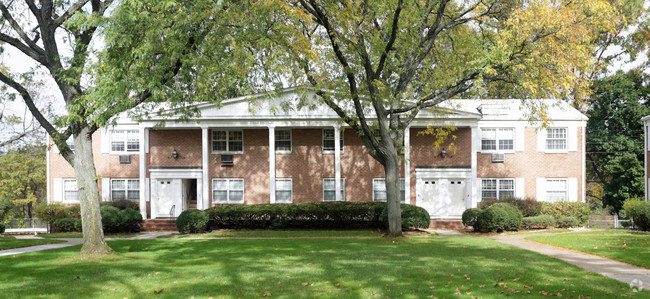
[478,197,542,217]
[623,197,643,219]
[176,209,209,233]
[462,208,483,230]
[627,200,650,231]
[52,218,81,232]
[381,204,430,230]
[207,202,424,230]
[0,222,5,234]
[521,215,556,229]
[103,199,140,211]
[34,204,69,224]
[100,206,142,233]
[541,202,589,225]
[477,203,522,232]
[556,216,579,228]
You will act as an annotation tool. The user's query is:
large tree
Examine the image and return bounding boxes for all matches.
[97,0,626,237]
[587,71,650,212]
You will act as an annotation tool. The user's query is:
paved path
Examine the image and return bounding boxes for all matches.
[490,234,650,290]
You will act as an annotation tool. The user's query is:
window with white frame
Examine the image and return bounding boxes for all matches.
[373,178,406,203]
[545,178,567,202]
[275,129,292,153]
[323,178,345,201]
[63,179,79,203]
[546,128,567,151]
[481,179,515,200]
[212,130,243,153]
[212,178,244,204]
[481,128,514,151]
[66,137,75,152]
[111,130,139,152]
[275,178,293,203]
[322,129,344,153]
[111,179,140,201]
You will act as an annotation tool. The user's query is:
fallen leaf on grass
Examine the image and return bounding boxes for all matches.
[513,278,520,281]
[429,286,435,289]
[153,288,164,294]
[454,288,461,295]
[263,292,272,297]
[301,282,309,286]
[335,283,342,286]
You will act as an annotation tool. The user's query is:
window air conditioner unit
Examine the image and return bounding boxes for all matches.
[119,155,131,164]
[221,154,234,164]
[491,153,505,163]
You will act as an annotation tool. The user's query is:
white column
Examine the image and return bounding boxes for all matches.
[201,127,209,210]
[334,126,342,201]
[269,126,276,203]
[139,127,148,219]
[404,126,411,204]
[470,125,479,208]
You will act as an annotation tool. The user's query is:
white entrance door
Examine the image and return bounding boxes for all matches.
[418,178,467,218]
[157,179,180,217]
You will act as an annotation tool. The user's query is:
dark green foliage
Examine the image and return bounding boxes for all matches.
[207,202,427,230]
[102,199,140,211]
[34,204,80,224]
[381,204,430,230]
[176,209,209,233]
[521,215,556,229]
[628,201,650,231]
[0,200,13,221]
[0,222,5,234]
[541,202,590,225]
[52,218,81,232]
[477,203,522,232]
[556,216,580,228]
[100,206,142,233]
[587,71,650,211]
[462,208,483,230]
[478,197,542,217]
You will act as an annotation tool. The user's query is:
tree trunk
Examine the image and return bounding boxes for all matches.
[384,152,403,237]
[73,127,112,254]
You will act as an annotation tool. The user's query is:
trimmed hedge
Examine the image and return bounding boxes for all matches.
[521,215,556,229]
[206,202,430,230]
[478,197,542,217]
[556,216,579,228]
[52,218,81,232]
[382,203,430,230]
[477,203,522,232]
[627,200,650,231]
[100,206,142,233]
[34,204,80,224]
[462,208,482,230]
[541,202,589,225]
[102,199,140,211]
[177,209,209,233]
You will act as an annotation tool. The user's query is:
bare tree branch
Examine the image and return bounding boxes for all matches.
[53,0,91,27]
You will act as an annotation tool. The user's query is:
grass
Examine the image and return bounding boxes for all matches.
[0,237,645,298]
[0,238,66,250]
[462,229,573,236]
[39,233,139,239]
[527,229,650,269]
[160,230,383,238]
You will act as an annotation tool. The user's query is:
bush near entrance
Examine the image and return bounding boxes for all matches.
[206,202,430,231]
[176,209,209,233]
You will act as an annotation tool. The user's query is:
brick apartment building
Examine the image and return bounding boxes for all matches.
[47,89,587,223]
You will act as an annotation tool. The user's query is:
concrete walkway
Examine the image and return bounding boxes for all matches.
[490,234,650,290]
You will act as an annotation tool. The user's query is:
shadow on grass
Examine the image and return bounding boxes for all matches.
[0,237,645,298]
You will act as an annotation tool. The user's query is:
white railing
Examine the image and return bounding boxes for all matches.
[3,218,48,234]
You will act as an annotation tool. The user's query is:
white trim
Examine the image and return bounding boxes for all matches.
[201,127,209,210]
[515,125,525,152]
[567,126,577,152]
[404,126,411,204]
[568,177,578,202]
[212,178,245,204]
[323,178,345,202]
[110,178,140,201]
[269,126,276,203]
[139,127,147,218]
[479,127,515,153]
[322,128,345,154]
[470,126,479,208]
[515,177,525,199]
[544,127,569,153]
[101,128,110,154]
[52,178,62,203]
[109,129,141,154]
[646,122,649,201]
[101,178,111,202]
[334,126,342,202]
[211,129,244,154]
[536,178,545,201]
[274,128,292,154]
[581,125,586,202]
[480,178,515,200]
[275,178,293,203]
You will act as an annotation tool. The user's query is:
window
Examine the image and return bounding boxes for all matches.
[212,178,244,204]
[63,179,79,203]
[481,128,514,151]
[373,178,406,203]
[323,178,345,201]
[481,179,515,200]
[212,130,243,153]
[66,137,75,152]
[546,179,567,202]
[111,130,139,152]
[111,179,140,201]
[546,128,567,151]
[275,129,292,153]
[275,178,293,203]
[322,129,344,153]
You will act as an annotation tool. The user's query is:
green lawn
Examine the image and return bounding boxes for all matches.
[39,233,140,239]
[463,229,573,236]
[0,237,644,298]
[161,230,383,238]
[527,230,650,269]
[0,238,66,250]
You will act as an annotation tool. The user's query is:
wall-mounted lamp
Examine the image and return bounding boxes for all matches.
[172,149,179,159]
[441,149,447,158]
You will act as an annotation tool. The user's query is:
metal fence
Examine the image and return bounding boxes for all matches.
[587,214,629,229]
[3,218,48,233]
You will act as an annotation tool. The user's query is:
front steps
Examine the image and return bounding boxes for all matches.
[141,219,177,232]
[429,219,465,230]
